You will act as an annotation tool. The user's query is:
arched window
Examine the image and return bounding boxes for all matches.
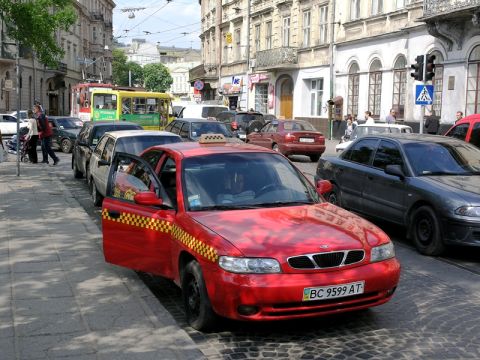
[466,45,480,115]
[347,62,360,118]
[430,51,444,116]
[368,59,382,117]
[392,55,407,119]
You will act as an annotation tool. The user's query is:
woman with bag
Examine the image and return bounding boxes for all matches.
[35,104,59,166]
[26,110,38,163]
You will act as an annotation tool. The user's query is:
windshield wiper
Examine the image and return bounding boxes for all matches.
[191,205,261,211]
[252,200,315,208]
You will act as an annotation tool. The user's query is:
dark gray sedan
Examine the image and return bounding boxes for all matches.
[315,133,480,256]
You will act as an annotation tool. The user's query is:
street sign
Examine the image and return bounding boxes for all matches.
[415,85,434,105]
[194,80,204,91]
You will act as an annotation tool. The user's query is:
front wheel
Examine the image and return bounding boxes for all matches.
[411,205,444,256]
[91,180,104,207]
[182,261,217,331]
[72,158,83,179]
[61,138,73,153]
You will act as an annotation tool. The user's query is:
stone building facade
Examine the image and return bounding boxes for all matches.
[0,0,114,116]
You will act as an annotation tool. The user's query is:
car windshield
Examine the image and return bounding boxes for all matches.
[201,107,227,118]
[115,135,180,155]
[191,122,232,139]
[55,118,79,129]
[91,125,141,146]
[404,141,480,176]
[183,153,321,211]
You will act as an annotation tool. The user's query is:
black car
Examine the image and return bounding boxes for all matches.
[164,118,242,143]
[71,121,142,179]
[216,111,265,141]
[48,116,83,153]
[315,133,480,256]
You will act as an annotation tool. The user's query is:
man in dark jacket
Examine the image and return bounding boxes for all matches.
[424,115,440,135]
[35,104,59,165]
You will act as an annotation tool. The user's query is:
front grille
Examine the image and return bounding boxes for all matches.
[288,250,365,269]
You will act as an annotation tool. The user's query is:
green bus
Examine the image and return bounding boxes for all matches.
[91,90,174,130]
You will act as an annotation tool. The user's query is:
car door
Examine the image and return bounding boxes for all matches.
[248,123,270,147]
[445,123,469,142]
[102,152,176,276]
[361,140,407,224]
[89,135,109,186]
[335,138,378,212]
[96,137,115,196]
[76,124,92,174]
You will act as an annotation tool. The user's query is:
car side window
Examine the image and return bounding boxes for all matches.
[164,123,173,132]
[346,139,378,165]
[94,136,109,156]
[372,140,404,171]
[170,121,182,135]
[447,123,469,141]
[102,138,115,162]
[179,123,190,138]
[158,156,177,207]
[470,123,480,148]
[261,123,271,133]
[111,157,156,202]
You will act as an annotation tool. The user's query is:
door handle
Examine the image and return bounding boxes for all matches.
[108,210,121,219]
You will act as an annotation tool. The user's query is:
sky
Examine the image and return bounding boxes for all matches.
[113,0,201,49]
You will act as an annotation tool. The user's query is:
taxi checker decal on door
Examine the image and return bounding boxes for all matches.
[102,208,219,263]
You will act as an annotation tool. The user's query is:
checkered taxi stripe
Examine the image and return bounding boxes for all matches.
[102,209,219,263]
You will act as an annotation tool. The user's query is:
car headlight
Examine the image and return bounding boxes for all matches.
[218,256,281,274]
[371,242,395,263]
[455,206,480,217]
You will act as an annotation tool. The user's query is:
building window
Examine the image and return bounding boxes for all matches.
[303,10,311,47]
[265,21,272,49]
[466,45,480,115]
[393,56,407,119]
[396,0,407,9]
[368,59,382,117]
[350,0,360,20]
[431,51,444,117]
[255,84,268,114]
[235,29,241,61]
[371,0,383,15]
[348,62,360,117]
[255,24,261,53]
[319,5,328,45]
[282,16,290,47]
[310,78,324,116]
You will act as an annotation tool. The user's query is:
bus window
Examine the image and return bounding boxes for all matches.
[134,97,146,114]
[122,98,132,114]
[93,93,117,109]
[146,98,158,114]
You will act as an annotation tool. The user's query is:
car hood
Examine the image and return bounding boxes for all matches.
[190,203,384,257]
[63,128,81,137]
[425,175,480,196]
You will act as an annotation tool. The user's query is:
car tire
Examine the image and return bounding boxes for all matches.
[182,261,217,331]
[61,138,73,153]
[91,180,103,207]
[86,166,91,188]
[327,184,341,207]
[411,205,445,256]
[310,154,320,162]
[72,158,83,179]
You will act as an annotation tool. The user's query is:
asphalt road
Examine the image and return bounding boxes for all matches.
[52,150,480,360]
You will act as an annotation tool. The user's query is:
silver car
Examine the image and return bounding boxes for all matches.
[88,130,181,206]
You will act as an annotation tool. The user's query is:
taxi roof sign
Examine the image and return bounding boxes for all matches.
[199,134,227,144]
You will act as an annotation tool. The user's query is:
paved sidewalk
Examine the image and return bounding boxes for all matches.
[0,158,205,359]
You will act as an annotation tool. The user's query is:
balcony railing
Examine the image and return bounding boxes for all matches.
[256,47,298,69]
[424,0,480,18]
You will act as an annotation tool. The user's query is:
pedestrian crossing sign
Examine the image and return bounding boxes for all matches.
[415,85,434,105]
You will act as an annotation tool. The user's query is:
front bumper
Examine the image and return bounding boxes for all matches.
[205,258,400,321]
[442,217,480,246]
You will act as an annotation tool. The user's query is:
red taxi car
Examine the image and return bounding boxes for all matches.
[102,134,400,330]
[444,114,480,148]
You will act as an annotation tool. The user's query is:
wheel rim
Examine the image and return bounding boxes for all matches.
[416,214,433,245]
[62,140,70,152]
[186,276,200,320]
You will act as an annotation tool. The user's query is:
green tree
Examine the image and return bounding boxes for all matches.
[112,48,129,86]
[126,61,144,87]
[0,0,76,66]
[143,63,173,92]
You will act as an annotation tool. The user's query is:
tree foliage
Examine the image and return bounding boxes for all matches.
[112,48,129,86]
[126,61,144,87]
[143,63,173,92]
[0,0,76,66]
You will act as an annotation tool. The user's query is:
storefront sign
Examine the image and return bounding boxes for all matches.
[250,74,269,84]
[222,76,243,94]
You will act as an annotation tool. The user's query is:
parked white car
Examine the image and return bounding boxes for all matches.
[0,114,28,137]
[175,103,229,119]
[336,123,413,152]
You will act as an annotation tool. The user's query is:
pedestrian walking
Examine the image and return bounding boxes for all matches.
[364,111,375,125]
[35,104,59,166]
[424,115,440,135]
[385,109,396,124]
[0,127,5,163]
[342,118,354,142]
[25,110,38,163]
[455,111,463,124]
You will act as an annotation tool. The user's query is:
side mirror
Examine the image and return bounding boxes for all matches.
[385,164,405,179]
[316,179,333,195]
[98,159,110,166]
[134,191,163,206]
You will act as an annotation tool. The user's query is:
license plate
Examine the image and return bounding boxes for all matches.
[303,281,364,301]
[299,137,314,143]
[239,134,246,139]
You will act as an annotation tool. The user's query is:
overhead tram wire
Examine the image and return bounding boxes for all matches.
[114,21,200,40]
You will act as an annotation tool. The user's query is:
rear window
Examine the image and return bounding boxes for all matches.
[91,124,141,146]
[115,135,181,155]
[191,122,232,139]
[283,121,316,131]
[201,107,228,118]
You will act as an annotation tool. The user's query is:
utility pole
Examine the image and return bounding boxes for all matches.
[245,0,251,111]
[15,39,21,176]
[328,0,337,140]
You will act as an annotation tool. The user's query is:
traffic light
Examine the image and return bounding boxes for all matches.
[425,54,436,81]
[410,55,424,81]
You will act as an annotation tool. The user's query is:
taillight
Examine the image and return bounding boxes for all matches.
[285,133,296,142]
[317,136,325,144]
[231,121,238,130]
